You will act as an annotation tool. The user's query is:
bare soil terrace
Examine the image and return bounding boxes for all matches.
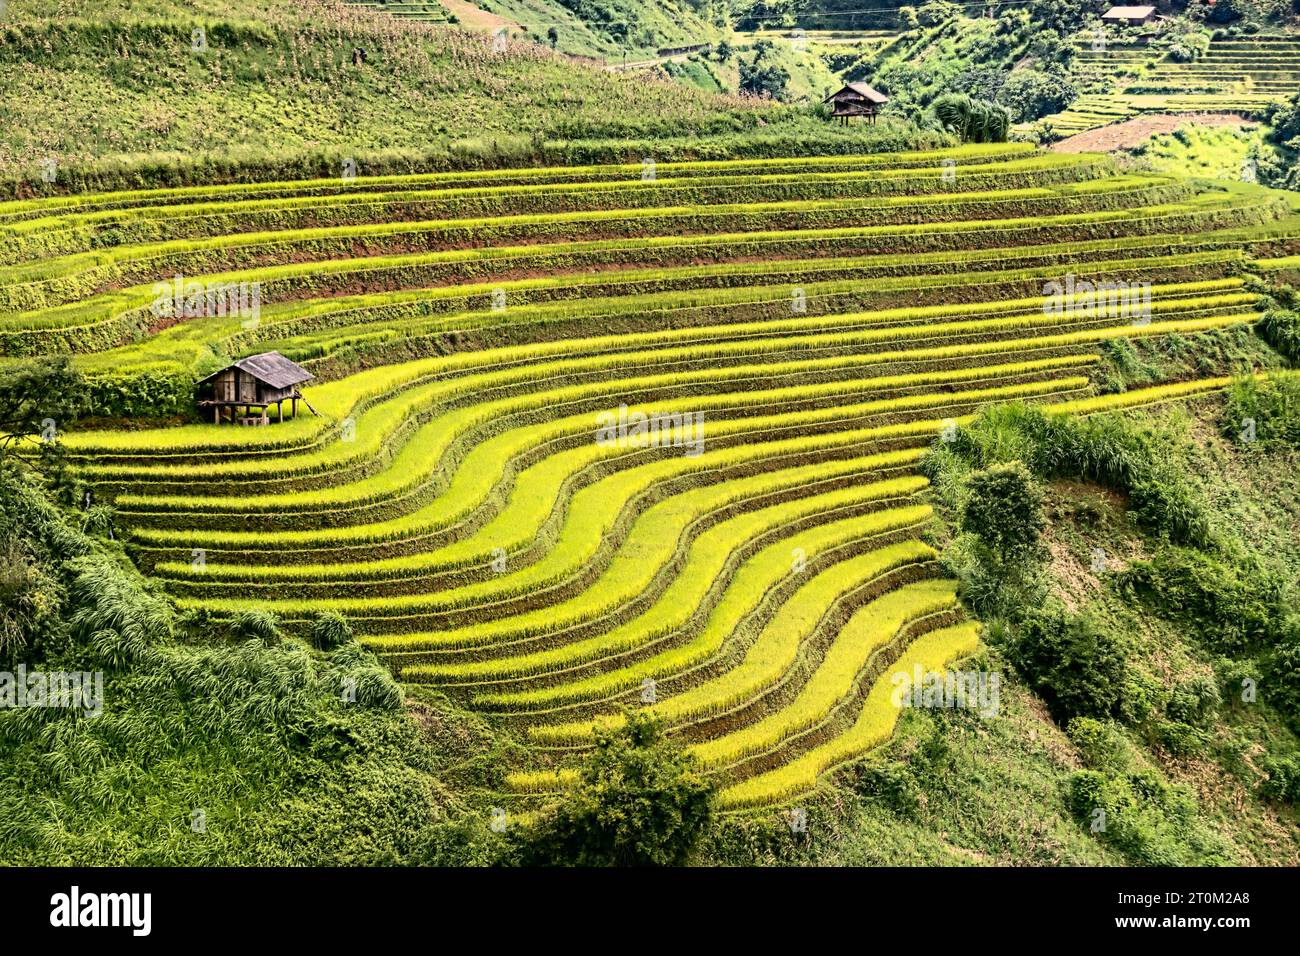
[1051,113,1256,154]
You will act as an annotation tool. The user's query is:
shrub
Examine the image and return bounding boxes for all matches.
[1117,547,1284,654]
[344,665,404,711]
[1224,373,1300,447]
[941,403,1217,548]
[1010,602,1127,723]
[930,93,1011,143]
[1257,310,1300,363]
[1259,755,1300,803]
[1067,768,1214,866]
[854,760,920,816]
[1155,720,1210,757]
[1067,717,1132,774]
[960,461,1045,563]
[1265,630,1300,727]
[513,712,714,866]
[1166,674,1222,727]
[66,554,172,668]
[941,532,1047,620]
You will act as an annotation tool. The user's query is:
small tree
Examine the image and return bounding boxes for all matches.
[916,0,959,28]
[0,357,89,452]
[961,461,1046,562]
[739,56,790,100]
[546,26,559,48]
[514,712,714,866]
[1012,602,1127,722]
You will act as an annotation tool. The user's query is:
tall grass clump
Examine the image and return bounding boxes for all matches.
[0,462,449,865]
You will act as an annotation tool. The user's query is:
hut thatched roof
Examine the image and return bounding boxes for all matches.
[197,352,313,390]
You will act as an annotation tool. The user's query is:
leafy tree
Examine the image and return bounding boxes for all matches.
[996,69,1076,123]
[546,26,559,48]
[0,357,89,452]
[1011,602,1127,723]
[739,54,790,100]
[715,39,732,62]
[916,0,960,28]
[950,64,1006,102]
[1190,0,1247,25]
[1034,0,1107,36]
[1026,28,1077,68]
[513,712,714,866]
[1270,97,1300,147]
[961,461,1045,562]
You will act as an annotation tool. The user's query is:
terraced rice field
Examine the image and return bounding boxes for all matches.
[11,143,1300,812]
[346,0,452,24]
[1036,34,1300,137]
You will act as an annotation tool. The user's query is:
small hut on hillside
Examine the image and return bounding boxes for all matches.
[1101,5,1157,26]
[823,83,889,125]
[196,352,316,425]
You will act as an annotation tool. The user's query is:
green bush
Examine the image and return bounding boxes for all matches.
[1259,755,1300,803]
[1067,767,1219,866]
[1166,674,1222,727]
[1265,630,1300,727]
[66,554,172,668]
[940,403,1217,548]
[1155,720,1211,757]
[1010,601,1127,723]
[512,712,714,866]
[1257,310,1300,363]
[344,665,404,711]
[854,760,920,816]
[930,93,1011,143]
[1224,373,1300,447]
[1066,717,1132,775]
[84,367,197,420]
[1117,547,1285,654]
[960,461,1045,563]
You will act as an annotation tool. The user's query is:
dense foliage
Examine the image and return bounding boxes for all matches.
[513,713,715,866]
[0,461,448,865]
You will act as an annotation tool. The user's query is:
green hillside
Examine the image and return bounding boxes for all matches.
[0,0,800,182]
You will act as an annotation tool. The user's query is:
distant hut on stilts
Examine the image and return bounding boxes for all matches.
[823,82,889,125]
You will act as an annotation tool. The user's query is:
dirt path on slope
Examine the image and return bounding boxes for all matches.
[1051,113,1256,153]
